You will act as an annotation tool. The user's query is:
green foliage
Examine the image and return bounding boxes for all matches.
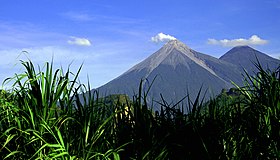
[0,59,279,159]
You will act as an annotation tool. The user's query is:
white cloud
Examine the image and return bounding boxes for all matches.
[207,35,268,47]
[151,32,176,43]
[67,37,91,46]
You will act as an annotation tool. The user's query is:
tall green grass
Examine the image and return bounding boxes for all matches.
[0,59,279,159]
[0,60,121,159]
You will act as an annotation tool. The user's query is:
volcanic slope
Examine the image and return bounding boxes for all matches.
[97,40,245,105]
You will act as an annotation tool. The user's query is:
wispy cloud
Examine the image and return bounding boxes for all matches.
[61,12,145,25]
[151,33,176,43]
[0,40,147,88]
[207,35,268,47]
[61,12,93,22]
[0,21,67,49]
[67,36,91,46]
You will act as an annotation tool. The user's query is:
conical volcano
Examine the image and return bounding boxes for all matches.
[127,40,219,76]
[97,40,244,106]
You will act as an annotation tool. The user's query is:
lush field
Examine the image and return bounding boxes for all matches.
[0,60,279,159]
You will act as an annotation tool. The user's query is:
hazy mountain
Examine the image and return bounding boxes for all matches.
[97,40,269,107]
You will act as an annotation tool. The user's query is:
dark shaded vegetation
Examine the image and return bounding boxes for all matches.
[0,60,279,159]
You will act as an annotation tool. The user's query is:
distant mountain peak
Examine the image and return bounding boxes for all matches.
[127,39,191,72]
[220,45,261,60]
[164,39,189,48]
[220,45,280,75]
[162,40,218,74]
[127,39,217,77]
[230,45,255,51]
[162,39,190,54]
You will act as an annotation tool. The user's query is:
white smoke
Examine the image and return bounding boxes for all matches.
[151,32,176,43]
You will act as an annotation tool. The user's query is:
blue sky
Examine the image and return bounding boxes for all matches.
[0,0,280,88]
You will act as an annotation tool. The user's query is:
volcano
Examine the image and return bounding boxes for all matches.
[96,40,280,107]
